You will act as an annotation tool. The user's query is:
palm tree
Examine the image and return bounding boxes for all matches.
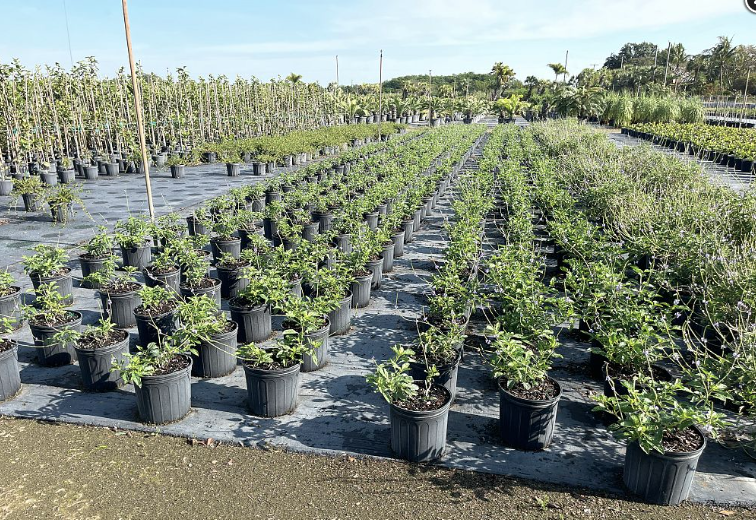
[548,63,568,83]
[286,73,303,84]
[490,62,515,99]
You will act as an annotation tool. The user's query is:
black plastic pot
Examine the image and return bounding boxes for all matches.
[180,278,222,308]
[30,268,74,305]
[143,267,180,294]
[0,342,21,401]
[58,170,76,184]
[216,265,249,299]
[22,193,41,212]
[226,163,240,177]
[381,242,395,273]
[334,233,352,254]
[170,165,185,178]
[134,308,178,348]
[251,197,265,212]
[0,179,12,196]
[134,357,192,424]
[364,212,379,230]
[75,330,130,391]
[314,212,334,233]
[243,361,300,417]
[191,322,238,378]
[0,287,22,330]
[350,273,372,308]
[105,162,119,176]
[300,318,330,372]
[366,258,383,290]
[392,230,405,258]
[301,222,319,242]
[265,189,281,204]
[79,255,109,289]
[262,217,279,241]
[623,428,706,505]
[402,219,414,244]
[186,216,210,236]
[229,301,272,343]
[389,385,451,462]
[84,165,98,180]
[99,287,141,328]
[498,377,562,451]
[210,237,241,262]
[327,292,353,335]
[408,351,461,402]
[49,203,74,223]
[40,171,57,185]
[120,244,152,270]
[29,312,82,366]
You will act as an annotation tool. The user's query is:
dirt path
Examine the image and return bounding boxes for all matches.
[0,418,751,520]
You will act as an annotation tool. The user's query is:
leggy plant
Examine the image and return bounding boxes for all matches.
[115,216,151,249]
[367,346,439,405]
[22,244,68,278]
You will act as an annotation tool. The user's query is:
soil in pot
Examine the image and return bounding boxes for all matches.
[75,329,130,391]
[390,385,451,462]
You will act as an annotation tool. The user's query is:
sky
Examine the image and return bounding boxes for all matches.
[0,0,753,84]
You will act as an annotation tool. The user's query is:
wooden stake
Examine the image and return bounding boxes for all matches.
[663,42,671,87]
[121,0,155,220]
[378,50,383,139]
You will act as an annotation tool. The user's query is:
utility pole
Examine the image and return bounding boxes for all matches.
[378,50,383,138]
[663,42,672,87]
[336,55,339,87]
[121,0,154,220]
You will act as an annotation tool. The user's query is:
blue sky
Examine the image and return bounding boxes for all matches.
[0,0,753,83]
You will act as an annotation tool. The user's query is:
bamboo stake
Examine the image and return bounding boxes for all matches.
[121,0,155,220]
[378,50,383,139]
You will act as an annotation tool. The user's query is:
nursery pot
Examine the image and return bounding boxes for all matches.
[58,170,76,184]
[0,342,21,401]
[0,287,22,330]
[29,312,82,366]
[0,179,12,196]
[210,237,241,262]
[301,222,319,243]
[408,351,462,402]
[84,165,98,180]
[105,162,119,176]
[381,242,395,273]
[402,219,414,244]
[226,163,241,177]
[498,377,562,451]
[50,203,74,223]
[299,318,330,373]
[392,230,405,258]
[170,165,185,178]
[314,212,334,233]
[22,193,41,212]
[180,278,222,308]
[389,385,451,462]
[40,171,57,186]
[366,258,383,290]
[243,362,300,418]
[30,268,74,305]
[75,330,130,391]
[120,243,152,270]
[327,292,353,335]
[364,212,379,231]
[334,233,352,254]
[134,356,192,424]
[191,322,238,378]
[623,428,706,505]
[134,308,178,349]
[143,267,181,294]
[216,265,249,299]
[186,215,210,236]
[229,301,272,343]
[351,273,372,308]
[79,255,110,289]
[99,287,141,328]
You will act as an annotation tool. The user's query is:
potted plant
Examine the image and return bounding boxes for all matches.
[12,175,45,212]
[74,318,130,391]
[115,216,152,269]
[45,183,85,224]
[593,376,724,505]
[215,252,249,300]
[367,346,451,462]
[178,252,221,307]
[279,296,334,372]
[209,213,241,262]
[175,295,238,378]
[0,166,12,196]
[0,317,21,401]
[166,155,185,179]
[23,282,82,366]
[114,337,193,424]
[488,330,563,451]
[97,266,142,328]
[79,227,115,288]
[229,266,289,343]
[22,244,73,304]
[57,157,76,184]
[143,249,181,293]
[408,325,465,402]
[0,270,22,330]
[133,285,179,349]
[237,338,309,417]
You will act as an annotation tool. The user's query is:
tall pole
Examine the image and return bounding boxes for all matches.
[336,55,339,87]
[121,0,155,220]
[663,42,672,87]
[740,70,751,128]
[378,50,383,139]
[563,50,569,83]
[428,70,432,122]
[62,0,74,68]
[652,45,658,83]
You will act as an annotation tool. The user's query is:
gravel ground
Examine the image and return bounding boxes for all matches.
[0,418,752,520]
